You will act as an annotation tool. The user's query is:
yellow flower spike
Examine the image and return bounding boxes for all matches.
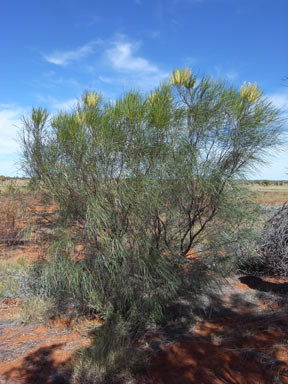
[74,111,86,124]
[170,68,195,88]
[170,72,175,85]
[149,90,161,104]
[181,68,191,83]
[83,92,100,108]
[183,69,196,89]
[149,91,155,103]
[240,81,262,103]
[171,69,181,86]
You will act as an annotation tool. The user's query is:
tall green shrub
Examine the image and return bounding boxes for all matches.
[20,69,282,380]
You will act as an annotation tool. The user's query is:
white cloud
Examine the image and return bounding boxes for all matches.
[251,148,288,180]
[182,56,198,67]
[213,65,239,81]
[0,155,20,177]
[225,70,238,81]
[268,90,288,112]
[99,75,113,84]
[106,41,159,73]
[33,95,78,112]
[44,40,101,66]
[248,90,288,180]
[0,105,29,176]
[102,36,169,90]
[42,35,169,91]
[0,105,26,155]
[52,98,78,112]
[0,97,79,176]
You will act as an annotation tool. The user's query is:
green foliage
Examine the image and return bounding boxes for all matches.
[263,180,271,186]
[20,69,282,379]
[72,314,147,384]
[0,258,34,299]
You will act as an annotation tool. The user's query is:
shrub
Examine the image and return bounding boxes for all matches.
[20,68,282,378]
[19,296,55,324]
[72,314,147,384]
[263,180,271,187]
[0,183,31,246]
[0,258,35,300]
[261,203,288,276]
[0,196,21,246]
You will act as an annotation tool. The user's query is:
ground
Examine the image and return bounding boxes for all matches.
[0,275,287,383]
[0,179,288,383]
[145,275,288,384]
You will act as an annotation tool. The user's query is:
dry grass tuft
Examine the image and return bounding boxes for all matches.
[19,296,55,324]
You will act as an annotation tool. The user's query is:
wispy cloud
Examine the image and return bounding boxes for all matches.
[225,70,238,81]
[182,56,198,67]
[33,95,78,112]
[53,98,78,112]
[99,75,113,84]
[0,100,77,176]
[44,40,101,66]
[106,40,159,73]
[42,35,169,94]
[103,36,169,90]
[268,89,288,112]
[213,65,239,81]
[0,105,27,155]
[0,104,29,175]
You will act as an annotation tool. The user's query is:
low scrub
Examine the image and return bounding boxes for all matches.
[0,258,34,300]
[34,255,106,315]
[0,197,21,246]
[261,203,288,276]
[19,296,55,324]
[0,184,31,246]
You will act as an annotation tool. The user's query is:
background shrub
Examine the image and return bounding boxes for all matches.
[0,258,35,300]
[261,203,288,276]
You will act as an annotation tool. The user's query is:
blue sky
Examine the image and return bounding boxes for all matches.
[0,0,287,178]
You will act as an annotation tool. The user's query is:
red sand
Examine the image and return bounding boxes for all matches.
[148,313,288,384]
[1,195,288,383]
[147,275,288,384]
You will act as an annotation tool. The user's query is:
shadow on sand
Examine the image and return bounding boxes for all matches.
[3,343,72,384]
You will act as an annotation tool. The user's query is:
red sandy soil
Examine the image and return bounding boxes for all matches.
[0,301,102,384]
[0,194,57,263]
[146,276,288,384]
[1,195,288,383]
[1,275,288,384]
[186,248,198,259]
[0,195,93,383]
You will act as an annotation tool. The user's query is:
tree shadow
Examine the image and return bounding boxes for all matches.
[3,343,72,384]
[239,275,288,294]
[145,279,288,384]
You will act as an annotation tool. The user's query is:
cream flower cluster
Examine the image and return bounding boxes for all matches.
[240,81,262,103]
[170,68,196,88]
